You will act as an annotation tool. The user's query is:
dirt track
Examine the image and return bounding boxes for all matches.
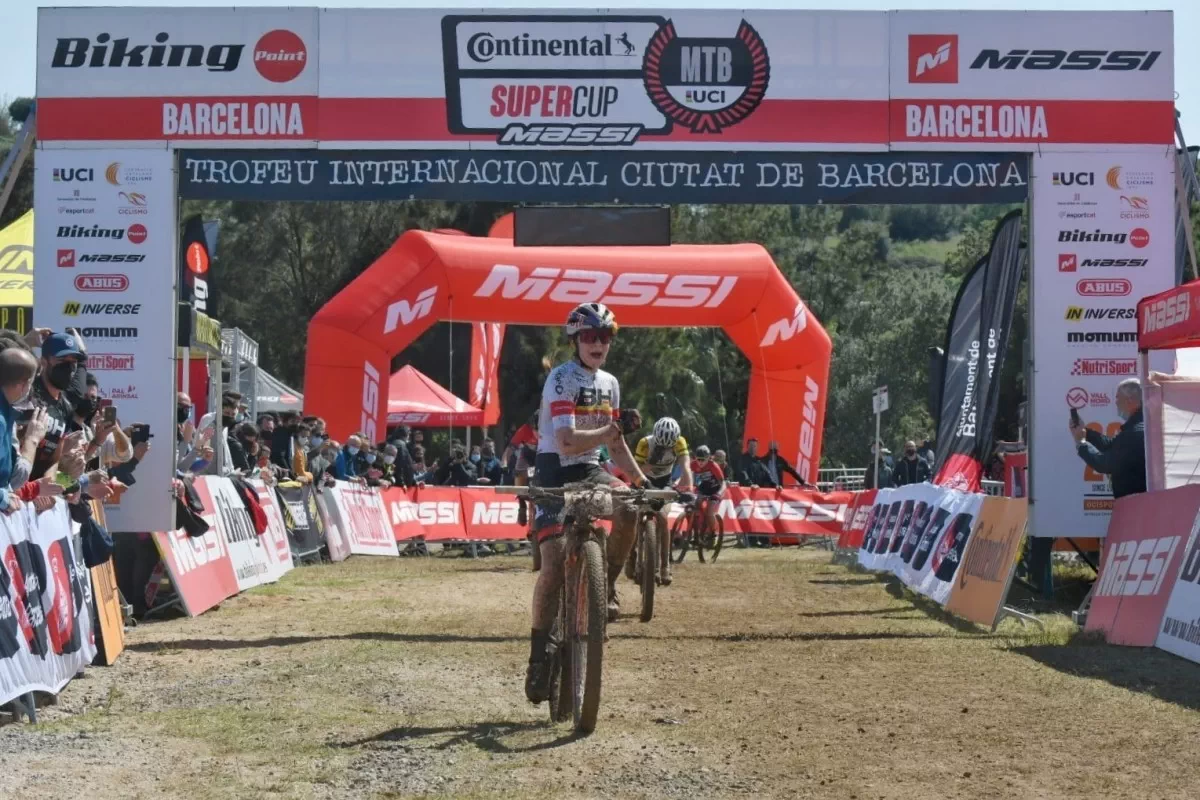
[3,547,1200,800]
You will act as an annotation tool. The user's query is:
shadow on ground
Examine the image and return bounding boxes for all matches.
[128,631,523,653]
[338,720,581,754]
[1011,632,1200,713]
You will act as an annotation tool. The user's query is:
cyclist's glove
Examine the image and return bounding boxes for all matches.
[677,491,697,506]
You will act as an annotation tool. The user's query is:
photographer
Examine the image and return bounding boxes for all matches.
[436,445,477,487]
[1071,378,1146,500]
[29,332,87,481]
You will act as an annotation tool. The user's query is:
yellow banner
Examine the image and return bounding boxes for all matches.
[944,496,1028,630]
[0,210,34,309]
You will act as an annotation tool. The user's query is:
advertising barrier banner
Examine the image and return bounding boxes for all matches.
[314,489,351,562]
[944,496,1027,629]
[1029,150,1176,537]
[329,483,400,557]
[88,499,125,666]
[278,484,326,560]
[836,490,878,550]
[857,483,984,607]
[1085,485,1199,646]
[250,480,295,584]
[1156,507,1200,664]
[0,501,97,707]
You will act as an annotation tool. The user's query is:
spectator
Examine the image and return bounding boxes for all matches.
[762,440,806,487]
[333,434,363,481]
[308,440,339,484]
[388,425,416,488]
[475,441,503,485]
[436,445,476,487]
[175,391,215,474]
[257,444,287,483]
[258,413,278,436]
[230,422,259,472]
[290,422,314,483]
[411,445,432,484]
[713,449,728,470]
[737,438,773,487]
[918,439,935,467]
[1072,378,1146,500]
[271,411,300,474]
[893,440,932,486]
[110,426,150,488]
[0,348,50,512]
[29,332,86,481]
[864,442,893,489]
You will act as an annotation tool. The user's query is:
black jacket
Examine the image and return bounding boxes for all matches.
[892,456,931,487]
[1077,410,1146,500]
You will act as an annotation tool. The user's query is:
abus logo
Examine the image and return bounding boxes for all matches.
[1143,292,1191,335]
[75,274,128,292]
[473,264,737,309]
[1077,279,1131,297]
[361,361,380,443]
[759,302,808,347]
[970,49,1161,72]
[51,32,244,72]
[1095,535,1180,598]
[797,376,820,479]
[383,287,437,334]
[253,29,307,83]
[1058,253,1077,272]
[908,34,958,83]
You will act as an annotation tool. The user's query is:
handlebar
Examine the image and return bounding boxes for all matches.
[494,485,685,504]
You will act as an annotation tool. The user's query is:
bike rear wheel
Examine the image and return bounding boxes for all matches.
[639,516,657,623]
[671,513,691,564]
[708,515,726,563]
[566,537,606,733]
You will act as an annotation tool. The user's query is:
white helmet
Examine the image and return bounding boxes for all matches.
[565,302,618,337]
[652,417,681,448]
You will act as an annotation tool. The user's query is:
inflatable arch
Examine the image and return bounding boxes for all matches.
[304,231,832,480]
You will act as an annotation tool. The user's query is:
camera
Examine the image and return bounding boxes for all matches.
[130,423,153,446]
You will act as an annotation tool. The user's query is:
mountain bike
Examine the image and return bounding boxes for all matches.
[622,491,691,622]
[671,494,725,564]
[500,483,680,734]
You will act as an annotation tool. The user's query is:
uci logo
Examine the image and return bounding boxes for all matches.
[1052,171,1094,187]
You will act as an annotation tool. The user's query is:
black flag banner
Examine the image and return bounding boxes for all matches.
[277,485,324,562]
[933,211,1025,491]
[932,257,987,491]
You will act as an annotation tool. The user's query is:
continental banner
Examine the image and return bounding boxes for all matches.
[0,501,97,706]
[87,500,125,666]
[944,496,1027,629]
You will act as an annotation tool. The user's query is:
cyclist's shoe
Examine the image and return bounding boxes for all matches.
[658,570,673,587]
[607,589,620,622]
[525,659,552,704]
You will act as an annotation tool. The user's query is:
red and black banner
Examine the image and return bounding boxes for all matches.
[933,211,1025,491]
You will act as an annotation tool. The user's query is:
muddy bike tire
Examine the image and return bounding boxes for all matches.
[566,537,606,733]
[671,513,691,564]
[708,515,726,563]
[547,595,571,723]
[624,543,637,582]
[639,516,657,623]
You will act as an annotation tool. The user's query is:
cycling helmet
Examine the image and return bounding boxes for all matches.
[652,417,681,448]
[694,444,711,459]
[565,302,618,337]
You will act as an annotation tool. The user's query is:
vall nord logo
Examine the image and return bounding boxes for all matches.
[908,35,958,83]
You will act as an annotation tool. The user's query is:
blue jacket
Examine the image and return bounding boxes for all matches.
[333,448,360,481]
[0,393,17,509]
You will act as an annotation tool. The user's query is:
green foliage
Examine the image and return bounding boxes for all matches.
[7,97,33,125]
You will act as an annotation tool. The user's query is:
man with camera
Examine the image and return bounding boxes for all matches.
[1070,378,1146,500]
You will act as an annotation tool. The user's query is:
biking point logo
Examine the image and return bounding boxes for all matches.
[442,15,770,146]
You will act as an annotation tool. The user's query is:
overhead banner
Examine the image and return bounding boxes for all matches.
[1030,151,1177,537]
[33,149,177,535]
[37,9,1172,149]
[178,150,1030,205]
[0,502,97,707]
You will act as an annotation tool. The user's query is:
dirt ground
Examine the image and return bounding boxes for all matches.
[3,546,1200,800]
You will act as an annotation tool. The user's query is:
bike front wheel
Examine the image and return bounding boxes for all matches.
[565,537,606,733]
[639,516,657,623]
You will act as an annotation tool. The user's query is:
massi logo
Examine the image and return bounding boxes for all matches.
[760,302,808,347]
[443,15,769,146]
[383,287,437,334]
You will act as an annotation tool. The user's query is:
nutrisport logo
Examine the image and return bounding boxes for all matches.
[441,14,770,146]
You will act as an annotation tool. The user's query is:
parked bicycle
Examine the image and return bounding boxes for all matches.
[671,495,725,564]
[499,482,680,733]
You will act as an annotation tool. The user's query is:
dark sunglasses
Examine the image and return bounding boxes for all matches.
[579,330,613,345]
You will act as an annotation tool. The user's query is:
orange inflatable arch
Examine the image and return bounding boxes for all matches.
[304,231,832,480]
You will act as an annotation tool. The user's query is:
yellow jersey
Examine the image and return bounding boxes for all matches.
[634,435,689,479]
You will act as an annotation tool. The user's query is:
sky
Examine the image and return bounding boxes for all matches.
[1,0,1196,145]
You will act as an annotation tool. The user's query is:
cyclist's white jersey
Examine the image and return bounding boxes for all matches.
[537,360,620,467]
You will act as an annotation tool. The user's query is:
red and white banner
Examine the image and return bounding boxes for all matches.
[0,501,97,706]
[1156,506,1200,664]
[36,9,1171,148]
[327,482,400,557]
[1085,485,1199,646]
[251,480,295,583]
[152,526,238,618]
[837,490,878,550]
[469,322,504,426]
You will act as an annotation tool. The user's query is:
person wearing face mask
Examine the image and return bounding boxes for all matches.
[258,414,277,437]
[291,422,314,484]
[0,348,41,511]
[229,422,259,472]
[333,434,363,482]
[29,332,88,481]
[271,411,301,475]
[1071,377,1146,500]
[475,442,503,485]
[893,440,932,487]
